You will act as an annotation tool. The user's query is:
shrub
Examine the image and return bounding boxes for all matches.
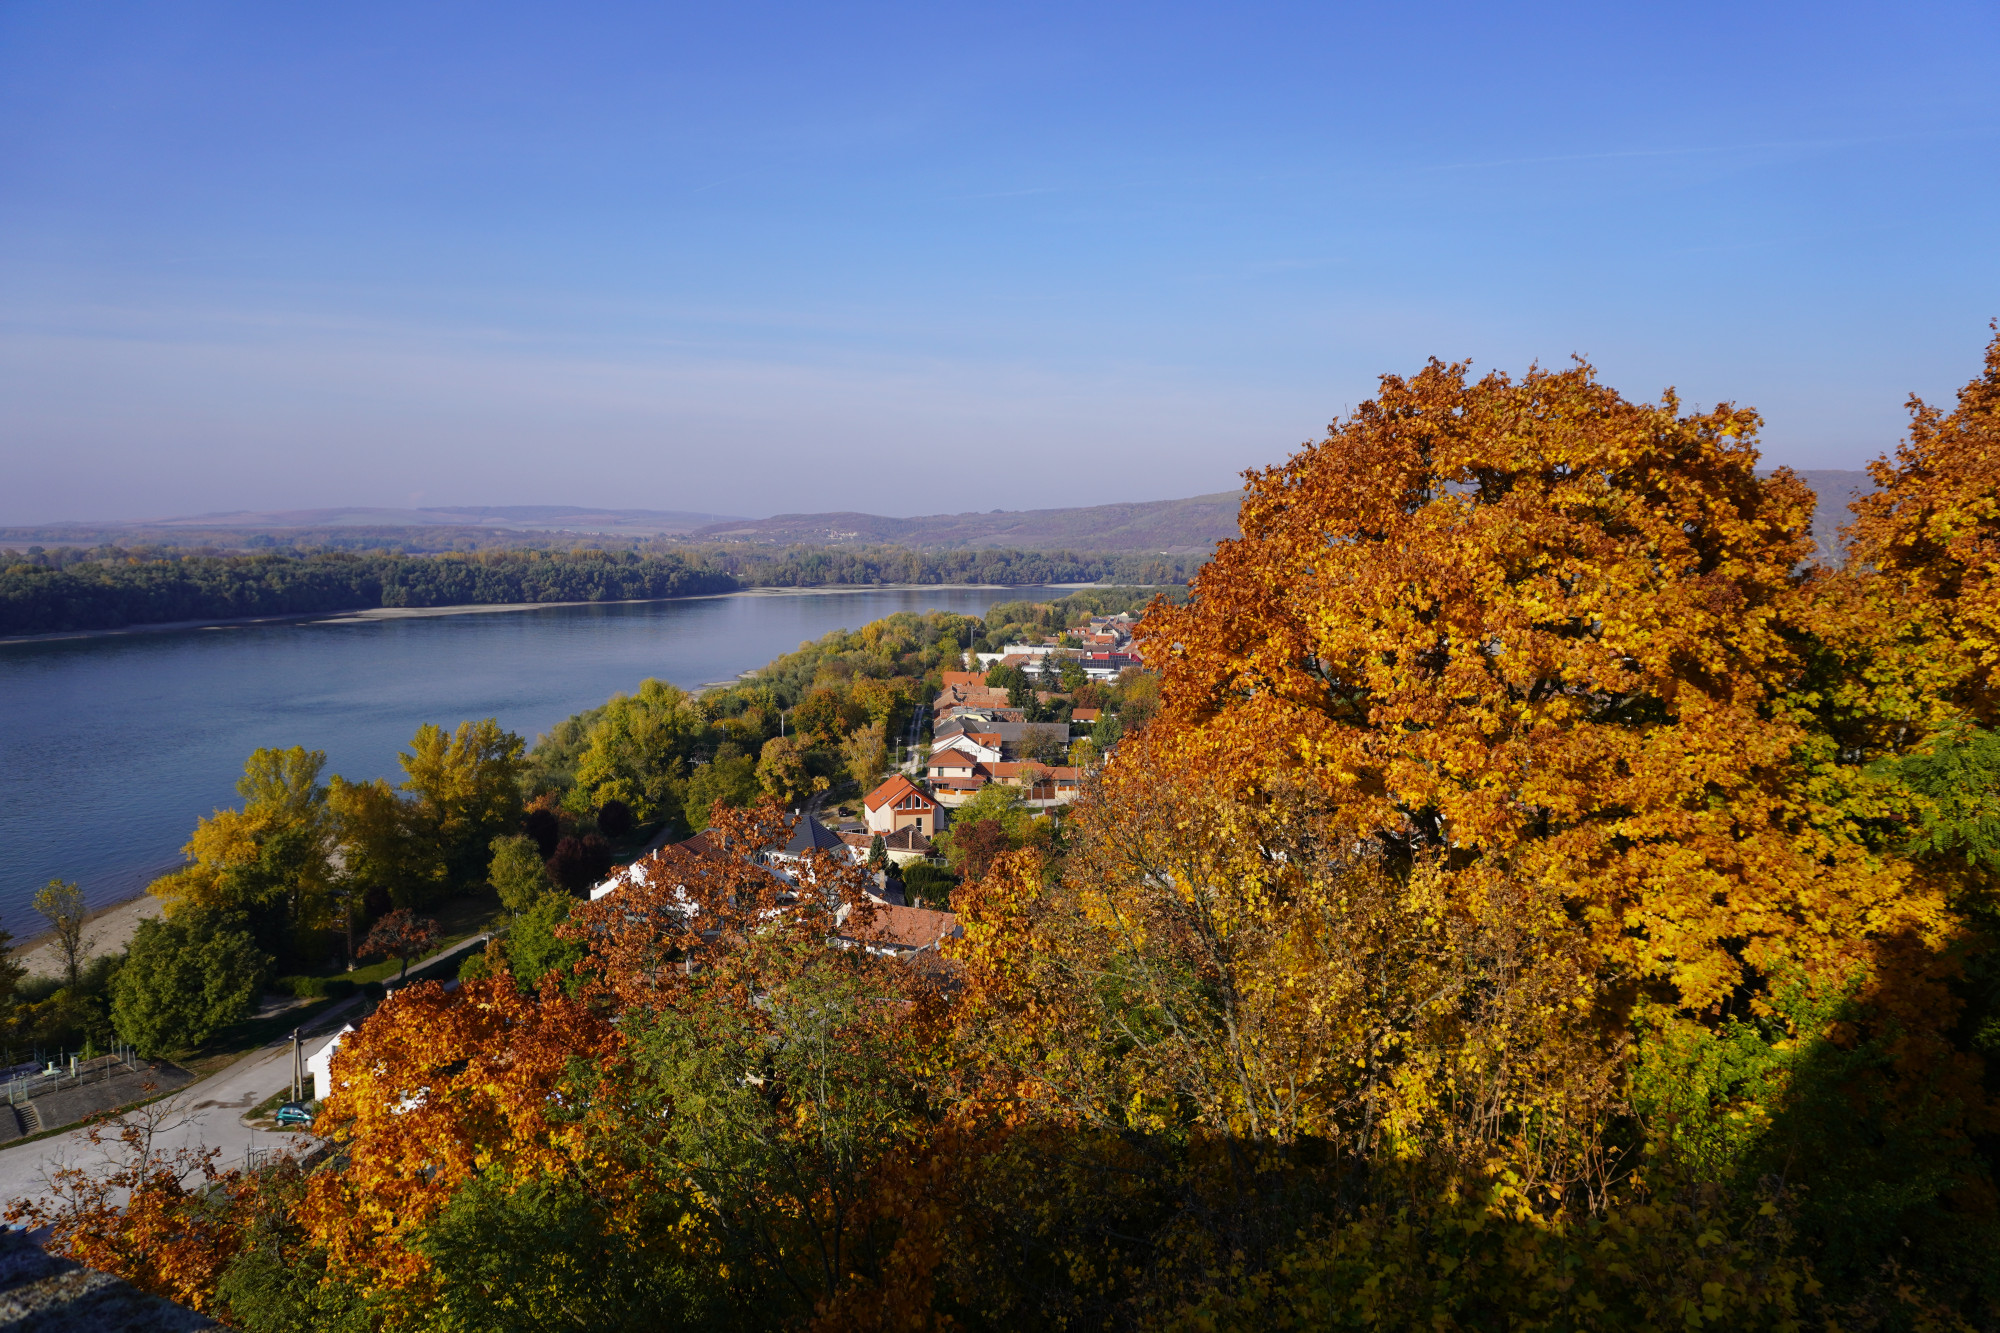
[901,861,958,909]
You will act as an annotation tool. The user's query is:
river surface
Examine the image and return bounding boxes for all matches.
[0,586,1067,930]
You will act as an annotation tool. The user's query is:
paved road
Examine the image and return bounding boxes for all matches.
[0,1018,345,1211]
[0,931,493,1211]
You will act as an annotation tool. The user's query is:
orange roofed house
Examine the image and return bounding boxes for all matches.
[864,774,942,838]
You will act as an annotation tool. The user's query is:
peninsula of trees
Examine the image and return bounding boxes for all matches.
[0,545,1198,637]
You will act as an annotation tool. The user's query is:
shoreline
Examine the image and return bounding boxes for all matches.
[0,582,1163,647]
[7,889,162,976]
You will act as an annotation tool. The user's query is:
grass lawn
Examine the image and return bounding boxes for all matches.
[312,892,510,986]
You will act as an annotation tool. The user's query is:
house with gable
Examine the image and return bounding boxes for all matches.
[863,773,942,838]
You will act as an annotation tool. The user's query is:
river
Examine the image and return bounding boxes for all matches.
[0,585,1070,931]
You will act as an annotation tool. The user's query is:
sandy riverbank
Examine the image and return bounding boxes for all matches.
[8,892,161,981]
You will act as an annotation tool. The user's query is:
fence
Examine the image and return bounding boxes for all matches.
[1,1044,144,1106]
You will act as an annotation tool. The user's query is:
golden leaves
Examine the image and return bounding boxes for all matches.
[1133,356,1902,1010]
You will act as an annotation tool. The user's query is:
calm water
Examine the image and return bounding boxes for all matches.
[0,587,1062,931]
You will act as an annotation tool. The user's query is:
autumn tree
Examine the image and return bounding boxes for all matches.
[4,1100,247,1314]
[1843,324,2000,725]
[544,833,612,895]
[757,735,818,808]
[791,686,846,748]
[400,718,528,892]
[359,909,438,983]
[33,877,90,989]
[1134,357,1925,1014]
[150,746,337,962]
[594,797,634,839]
[842,719,888,789]
[301,973,620,1310]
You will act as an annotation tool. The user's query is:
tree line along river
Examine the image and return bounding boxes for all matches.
[0,586,1071,934]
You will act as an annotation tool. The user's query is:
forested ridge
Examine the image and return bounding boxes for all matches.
[13,333,2000,1330]
[0,545,1196,636]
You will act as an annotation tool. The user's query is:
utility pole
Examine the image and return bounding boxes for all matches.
[290,1028,303,1103]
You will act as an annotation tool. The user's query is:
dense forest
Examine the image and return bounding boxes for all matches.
[15,333,2000,1330]
[0,545,1198,637]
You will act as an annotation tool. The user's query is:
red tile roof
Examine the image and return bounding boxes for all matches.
[843,902,962,952]
[865,774,937,812]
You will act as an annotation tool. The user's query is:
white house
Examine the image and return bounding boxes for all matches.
[305,1024,355,1102]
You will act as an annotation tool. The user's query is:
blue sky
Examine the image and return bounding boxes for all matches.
[2,1,1996,523]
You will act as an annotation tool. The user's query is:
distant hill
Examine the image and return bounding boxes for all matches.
[146,505,737,535]
[1789,469,1872,562]
[689,472,1877,559]
[5,475,1874,560]
[689,492,1244,552]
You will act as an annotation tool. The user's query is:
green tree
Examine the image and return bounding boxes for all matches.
[1018,724,1068,766]
[1057,658,1088,692]
[567,680,705,826]
[414,1169,720,1332]
[33,878,90,990]
[111,912,269,1055]
[506,893,587,992]
[0,918,22,1009]
[617,947,924,1319]
[488,835,553,916]
[684,749,762,825]
[901,861,956,909]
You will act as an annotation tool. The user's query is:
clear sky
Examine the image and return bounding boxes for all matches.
[2,2,1996,524]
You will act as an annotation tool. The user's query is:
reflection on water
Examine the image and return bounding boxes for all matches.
[0,588,1062,927]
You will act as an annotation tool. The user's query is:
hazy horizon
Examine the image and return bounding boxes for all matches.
[3,3,1995,526]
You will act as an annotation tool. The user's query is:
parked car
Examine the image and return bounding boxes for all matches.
[274,1101,314,1127]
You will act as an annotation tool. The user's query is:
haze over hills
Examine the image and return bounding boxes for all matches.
[144,505,737,535]
[689,492,1244,552]
[3,475,1874,560]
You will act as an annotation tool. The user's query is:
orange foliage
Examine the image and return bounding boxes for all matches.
[301,974,617,1297]
[1847,325,2000,724]
[1135,357,1938,1010]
